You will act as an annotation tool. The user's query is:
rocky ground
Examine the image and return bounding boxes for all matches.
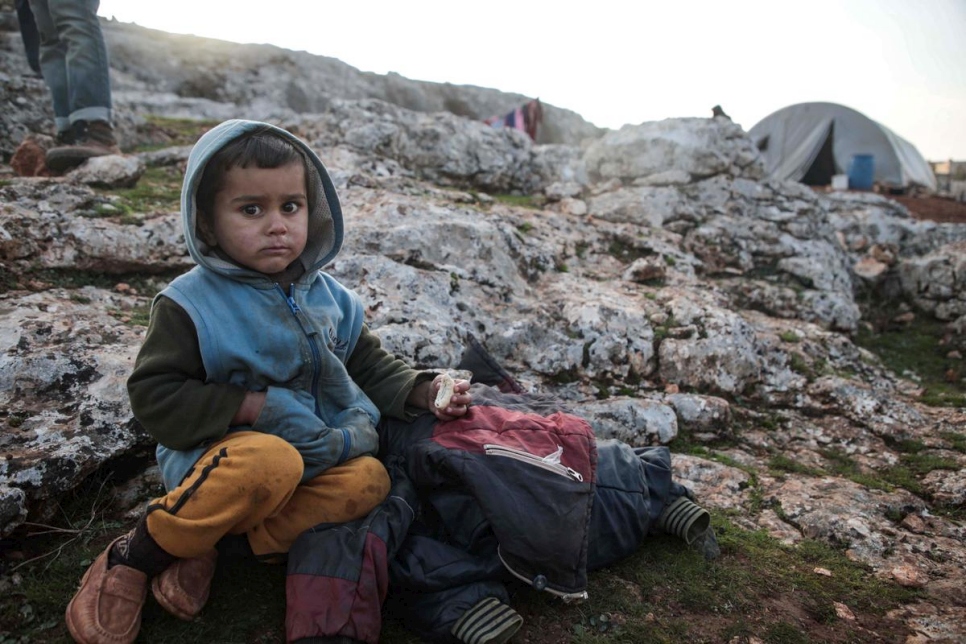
[1,12,965,644]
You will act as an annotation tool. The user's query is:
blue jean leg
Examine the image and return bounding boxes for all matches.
[28,0,112,131]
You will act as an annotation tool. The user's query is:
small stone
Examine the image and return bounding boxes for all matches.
[813,567,833,577]
[853,257,888,280]
[900,514,927,534]
[834,602,855,620]
[559,197,587,216]
[890,564,928,588]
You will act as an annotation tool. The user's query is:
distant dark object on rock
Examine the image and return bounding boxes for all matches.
[711,105,731,120]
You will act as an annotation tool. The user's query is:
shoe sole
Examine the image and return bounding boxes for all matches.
[46,147,119,174]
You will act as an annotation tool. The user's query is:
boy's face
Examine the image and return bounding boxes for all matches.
[205,161,309,276]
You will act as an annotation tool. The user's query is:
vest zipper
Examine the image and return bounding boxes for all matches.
[278,284,324,419]
[277,284,353,464]
[482,444,583,481]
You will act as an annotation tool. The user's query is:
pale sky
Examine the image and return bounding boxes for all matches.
[97,0,966,161]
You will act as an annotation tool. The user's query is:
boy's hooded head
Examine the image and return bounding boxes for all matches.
[195,129,307,242]
[181,120,344,283]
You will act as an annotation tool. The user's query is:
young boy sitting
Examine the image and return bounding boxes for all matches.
[64,119,472,644]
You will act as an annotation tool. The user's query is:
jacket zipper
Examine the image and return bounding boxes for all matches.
[482,444,583,481]
[497,548,589,603]
[277,284,352,464]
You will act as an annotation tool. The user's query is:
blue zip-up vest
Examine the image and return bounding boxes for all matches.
[155,266,381,489]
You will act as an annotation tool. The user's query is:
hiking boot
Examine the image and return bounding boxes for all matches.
[65,537,148,644]
[46,120,120,173]
[54,128,76,146]
[151,549,218,621]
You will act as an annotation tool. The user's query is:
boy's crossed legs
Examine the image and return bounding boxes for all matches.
[65,432,390,644]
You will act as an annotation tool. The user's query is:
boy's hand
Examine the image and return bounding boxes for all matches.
[231,390,267,426]
[413,375,472,421]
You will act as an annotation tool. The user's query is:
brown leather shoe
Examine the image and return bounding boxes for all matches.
[65,537,147,644]
[46,120,121,173]
[151,549,218,621]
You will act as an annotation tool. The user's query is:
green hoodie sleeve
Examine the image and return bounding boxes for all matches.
[127,296,246,450]
[346,325,435,420]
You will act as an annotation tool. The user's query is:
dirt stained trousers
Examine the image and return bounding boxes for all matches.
[143,431,391,559]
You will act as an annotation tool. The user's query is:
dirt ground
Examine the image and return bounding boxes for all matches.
[887,193,966,224]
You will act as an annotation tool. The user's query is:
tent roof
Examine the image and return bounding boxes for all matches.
[748,102,936,191]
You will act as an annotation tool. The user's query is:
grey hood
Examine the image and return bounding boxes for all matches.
[180,119,344,283]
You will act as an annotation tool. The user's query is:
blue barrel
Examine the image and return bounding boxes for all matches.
[848,154,875,190]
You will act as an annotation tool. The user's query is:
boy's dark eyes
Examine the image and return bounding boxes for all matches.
[238,201,303,216]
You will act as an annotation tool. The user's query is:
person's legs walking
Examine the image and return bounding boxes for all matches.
[47,0,112,125]
[30,0,119,172]
[27,0,70,135]
[15,0,43,76]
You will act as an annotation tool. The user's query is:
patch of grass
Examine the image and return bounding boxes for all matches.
[779,331,800,343]
[517,222,534,234]
[940,431,966,453]
[897,451,959,477]
[651,314,679,344]
[854,316,966,408]
[820,445,959,500]
[549,367,580,385]
[94,166,183,215]
[919,388,966,407]
[764,622,810,643]
[494,194,541,210]
[819,448,895,492]
[820,448,861,477]
[512,518,917,643]
[787,352,814,380]
[759,413,784,431]
[110,304,152,327]
[769,454,822,477]
[606,237,651,265]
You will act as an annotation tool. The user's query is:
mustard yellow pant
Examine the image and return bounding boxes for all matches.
[145,431,390,559]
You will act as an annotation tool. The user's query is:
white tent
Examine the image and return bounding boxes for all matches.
[748,102,937,191]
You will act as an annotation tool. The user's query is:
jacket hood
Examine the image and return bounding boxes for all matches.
[180,119,344,283]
